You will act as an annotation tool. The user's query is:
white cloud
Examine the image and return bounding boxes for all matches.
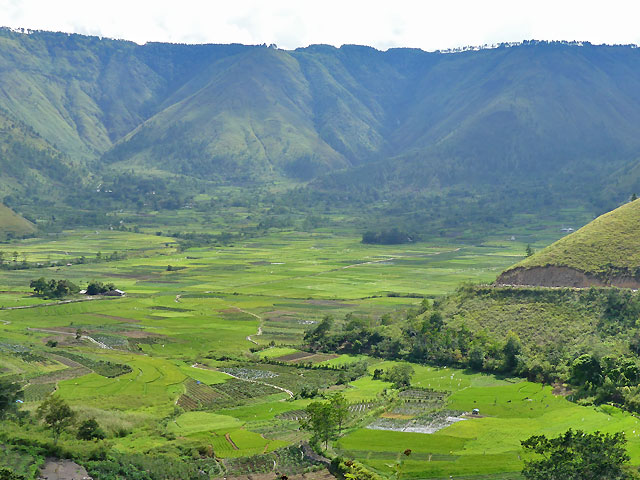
[0,0,639,50]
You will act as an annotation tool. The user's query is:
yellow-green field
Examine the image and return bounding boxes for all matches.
[4,227,629,479]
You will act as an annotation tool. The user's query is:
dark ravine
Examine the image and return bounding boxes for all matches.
[496,265,640,289]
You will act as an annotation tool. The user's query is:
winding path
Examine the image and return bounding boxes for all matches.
[226,306,263,345]
[26,327,110,349]
[215,367,294,399]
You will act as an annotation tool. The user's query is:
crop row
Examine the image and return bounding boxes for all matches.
[221,367,278,380]
[178,378,283,411]
[223,445,322,475]
[90,333,130,349]
[0,342,28,353]
[276,409,307,421]
[237,364,341,393]
[348,402,376,413]
[52,351,132,377]
[22,383,56,402]
[213,379,281,399]
[177,379,229,410]
[28,366,91,384]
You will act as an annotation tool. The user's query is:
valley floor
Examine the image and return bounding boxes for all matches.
[2,228,634,479]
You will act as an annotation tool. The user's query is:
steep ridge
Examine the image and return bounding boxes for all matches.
[497,199,640,288]
[0,106,79,203]
[104,48,348,180]
[1,29,640,202]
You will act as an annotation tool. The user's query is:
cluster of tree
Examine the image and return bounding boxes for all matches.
[305,310,519,374]
[86,280,117,295]
[570,354,640,410]
[29,278,121,298]
[521,429,636,479]
[35,395,105,444]
[362,228,414,245]
[304,286,640,415]
[168,231,244,250]
[1,250,125,271]
[0,381,105,445]
[300,393,349,449]
[29,278,79,298]
[372,364,414,388]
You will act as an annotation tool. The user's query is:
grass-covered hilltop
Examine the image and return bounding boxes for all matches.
[498,198,640,288]
[0,204,35,240]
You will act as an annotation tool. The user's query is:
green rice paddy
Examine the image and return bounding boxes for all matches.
[3,227,633,479]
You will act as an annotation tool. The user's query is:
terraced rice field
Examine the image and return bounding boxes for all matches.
[7,228,626,479]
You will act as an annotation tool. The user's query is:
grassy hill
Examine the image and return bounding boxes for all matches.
[498,199,640,286]
[0,203,35,238]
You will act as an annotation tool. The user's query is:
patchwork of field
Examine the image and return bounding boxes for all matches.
[5,227,630,479]
[336,363,640,478]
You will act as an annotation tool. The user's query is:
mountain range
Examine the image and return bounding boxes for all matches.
[1,28,640,219]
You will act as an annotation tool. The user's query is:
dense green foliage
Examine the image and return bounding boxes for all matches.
[300,393,350,449]
[305,286,640,414]
[76,418,105,441]
[84,453,223,480]
[30,278,79,298]
[521,430,634,479]
[85,280,116,295]
[0,29,639,237]
[0,378,22,419]
[362,229,414,245]
[36,395,75,444]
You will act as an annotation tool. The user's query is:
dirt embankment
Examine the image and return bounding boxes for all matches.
[496,266,640,289]
[39,458,92,480]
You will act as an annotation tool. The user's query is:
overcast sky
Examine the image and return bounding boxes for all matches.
[1,0,639,51]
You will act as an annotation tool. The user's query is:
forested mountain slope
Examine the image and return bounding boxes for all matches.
[2,28,640,218]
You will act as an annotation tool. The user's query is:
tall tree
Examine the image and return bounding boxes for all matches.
[301,401,336,449]
[329,393,349,435]
[36,395,75,444]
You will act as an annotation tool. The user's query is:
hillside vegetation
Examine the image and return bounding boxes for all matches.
[0,203,35,238]
[1,29,640,225]
[499,199,640,286]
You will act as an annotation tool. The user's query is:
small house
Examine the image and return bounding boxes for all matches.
[104,289,125,297]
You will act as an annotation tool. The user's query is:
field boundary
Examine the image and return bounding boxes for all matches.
[216,368,294,398]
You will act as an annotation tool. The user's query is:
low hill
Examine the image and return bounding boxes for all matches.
[497,199,640,287]
[0,203,35,238]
